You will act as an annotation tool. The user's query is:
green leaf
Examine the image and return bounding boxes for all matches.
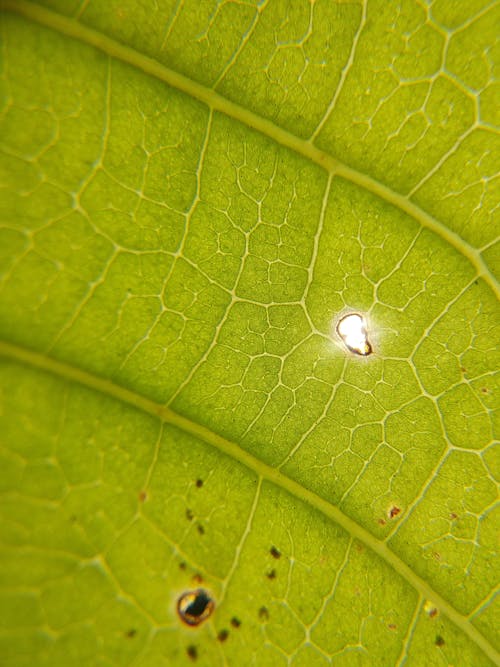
[0,1,498,665]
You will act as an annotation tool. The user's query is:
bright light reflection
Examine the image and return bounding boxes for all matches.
[336,313,372,356]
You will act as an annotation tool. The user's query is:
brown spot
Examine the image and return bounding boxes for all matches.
[387,623,397,631]
[435,635,445,647]
[196,479,204,488]
[138,490,147,503]
[197,524,205,535]
[125,628,137,638]
[217,629,229,642]
[460,367,467,373]
[270,546,281,559]
[187,644,198,661]
[481,387,489,394]
[389,506,401,519]
[192,573,203,584]
[429,608,439,618]
[258,606,269,621]
[177,589,215,627]
[179,561,187,571]
[378,518,386,525]
[230,617,241,628]
[186,508,194,521]
[432,552,441,561]
[266,569,277,580]
[449,512,458,520]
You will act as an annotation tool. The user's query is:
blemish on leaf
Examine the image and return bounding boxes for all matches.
[266,569,277,580]
[217,629,229,642]
[186,508,194,521]
[480,387,489,394]
[186,644,198,661]
[230,617,241,628]
[196,479,204,488]
[258,606,269,621]
[179,561,187,571]
[197,524,205,535]
[138,490,147,503]
[387,623,397,631]
[378,518,386,525]
[449,512,458,520]
[270,546,281,559]
[424,601,439,618]
[435,635,445,647]
[125,628,137,638]
[192,573,203,584]
[388,505,401,519]
[336,313,373,356]
[177,589,215,627]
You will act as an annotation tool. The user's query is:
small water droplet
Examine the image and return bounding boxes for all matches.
[177,589,215,627]
[336,313,373,355]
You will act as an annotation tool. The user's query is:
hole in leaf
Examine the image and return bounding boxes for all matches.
[177,589,215,627]
[217,629,229,642]
[269,546,281,559]
[336,313,373,355]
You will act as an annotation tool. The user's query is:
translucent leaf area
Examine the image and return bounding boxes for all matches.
[0,1,498,665]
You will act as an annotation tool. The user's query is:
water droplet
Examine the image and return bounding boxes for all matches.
[177,589,215,627]
[336,313,373,355]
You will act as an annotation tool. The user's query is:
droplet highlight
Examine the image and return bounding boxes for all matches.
[177,589,215,627]
[336,313,372,355]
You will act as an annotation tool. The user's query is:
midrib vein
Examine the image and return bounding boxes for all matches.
[1,0,498,299]
[0,338,498,664]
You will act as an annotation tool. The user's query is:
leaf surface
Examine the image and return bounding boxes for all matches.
[0,1,498,666]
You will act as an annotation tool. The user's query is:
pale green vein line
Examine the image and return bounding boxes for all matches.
[1,0,498,299]
[0,338,498,665]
